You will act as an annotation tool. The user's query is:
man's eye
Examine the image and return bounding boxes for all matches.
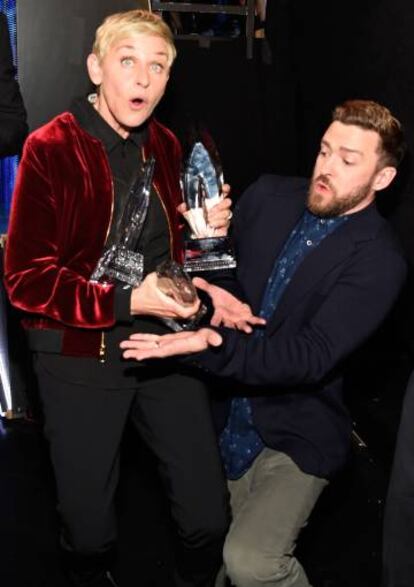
[150,62,164,73]
[343,160,355,166]
[319,149,327,157]
[121,57,134,67]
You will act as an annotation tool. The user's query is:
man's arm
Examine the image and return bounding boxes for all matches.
[122,239,406,386]
[0,13,28,157]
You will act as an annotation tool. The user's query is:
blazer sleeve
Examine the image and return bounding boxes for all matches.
[0,14,28,157]
[3,136,116,329]
[197,236,407,386]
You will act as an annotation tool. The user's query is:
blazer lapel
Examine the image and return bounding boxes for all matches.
[241,194,306,312]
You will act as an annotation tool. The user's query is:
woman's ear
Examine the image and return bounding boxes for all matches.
[86,53,102,86]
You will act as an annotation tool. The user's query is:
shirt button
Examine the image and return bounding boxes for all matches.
[306,239,313,246]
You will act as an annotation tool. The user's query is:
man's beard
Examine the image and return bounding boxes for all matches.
[307,174,374,218]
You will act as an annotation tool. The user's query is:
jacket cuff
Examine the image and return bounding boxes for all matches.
[182,326,228,372]
[114,284,134,323]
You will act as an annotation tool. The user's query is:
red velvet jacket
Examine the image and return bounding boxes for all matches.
[4,112,184,357]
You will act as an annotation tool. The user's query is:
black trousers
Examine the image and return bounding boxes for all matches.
[383,369,414,587]
[35,358,229,587]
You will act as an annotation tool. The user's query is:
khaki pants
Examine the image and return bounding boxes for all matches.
[216,448,328,587]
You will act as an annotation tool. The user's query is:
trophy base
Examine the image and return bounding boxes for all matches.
[90,246,144,287]
[160,304,208,332]
[183,237,237,273]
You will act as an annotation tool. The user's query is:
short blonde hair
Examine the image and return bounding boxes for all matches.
[92,9,176,66]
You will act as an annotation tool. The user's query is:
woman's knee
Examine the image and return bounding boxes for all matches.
[179,508,230,550]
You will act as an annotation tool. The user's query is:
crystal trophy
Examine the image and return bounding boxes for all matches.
[182,142,237,273]
[156,260,207,332]
[90,156,155,286]
[90,158,203,332]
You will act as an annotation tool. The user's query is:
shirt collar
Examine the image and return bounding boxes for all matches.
[69,95,147,153]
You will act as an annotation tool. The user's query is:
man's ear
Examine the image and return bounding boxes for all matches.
[86,53,102,86]
[372,166,397,192]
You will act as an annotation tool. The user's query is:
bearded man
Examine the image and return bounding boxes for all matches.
[121,100,407,587]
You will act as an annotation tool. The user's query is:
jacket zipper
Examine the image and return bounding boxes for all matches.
[99,331,106,363]
[99,162,115,363]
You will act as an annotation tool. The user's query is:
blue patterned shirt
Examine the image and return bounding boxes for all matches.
[219,209,348,479]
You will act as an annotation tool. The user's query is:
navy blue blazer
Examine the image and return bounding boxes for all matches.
[201,175,407,478]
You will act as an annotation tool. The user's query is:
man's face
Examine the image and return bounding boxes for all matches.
[308,121,391,217]
[87,34,170,138]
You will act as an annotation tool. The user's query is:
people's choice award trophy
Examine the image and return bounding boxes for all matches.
[182,142,237,273]
[156,260,207,332]
[90,157,204,332]
[90,156,156,286]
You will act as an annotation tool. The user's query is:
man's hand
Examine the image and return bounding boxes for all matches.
[120,328,222,361]
[193,276,266,333]
[130,272,200,319]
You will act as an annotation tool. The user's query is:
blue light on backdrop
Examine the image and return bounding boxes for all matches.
[0,0,18,235]
[0,0,17,416]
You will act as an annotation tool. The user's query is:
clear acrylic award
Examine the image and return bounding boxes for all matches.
[90,156,155,286]
[182,142,237,273]
[156,260,207,332]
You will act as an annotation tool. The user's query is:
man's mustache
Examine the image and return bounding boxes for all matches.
[313,174,333,189]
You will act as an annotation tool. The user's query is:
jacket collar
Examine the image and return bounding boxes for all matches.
[69,96,147,153]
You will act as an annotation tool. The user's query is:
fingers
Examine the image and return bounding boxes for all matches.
[128,332,191,343]
[221,183,231,198]
[248,316,267,326]
[206,197,233,230]
[192,276,211,293]
[121,328,222,361]
[168,296,201,319]
[177,202,188,214]
[122,347,163,361]
[121,339,160,350]
[234,315,266,332]
[209,310,223,327]
[235,321,253,333]
[204,329,223,347]
[131,272,201,319]
[209,311,266,332]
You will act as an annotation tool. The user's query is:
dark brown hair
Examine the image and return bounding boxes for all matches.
[333,100,406,167]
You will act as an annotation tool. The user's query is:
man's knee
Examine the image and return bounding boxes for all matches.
[224,535,295,586]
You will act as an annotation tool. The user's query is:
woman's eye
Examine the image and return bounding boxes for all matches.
[150,63,163,73]
[121,57,134,67]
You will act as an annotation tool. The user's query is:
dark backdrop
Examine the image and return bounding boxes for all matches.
[8,2,414,583]
[15,0,414,414]
[16,0,414,197]
[17,0,144,130]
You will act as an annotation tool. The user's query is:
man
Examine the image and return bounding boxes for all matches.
[0,11,27,156]
[4,10,235,587]
[122,100,407,587]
